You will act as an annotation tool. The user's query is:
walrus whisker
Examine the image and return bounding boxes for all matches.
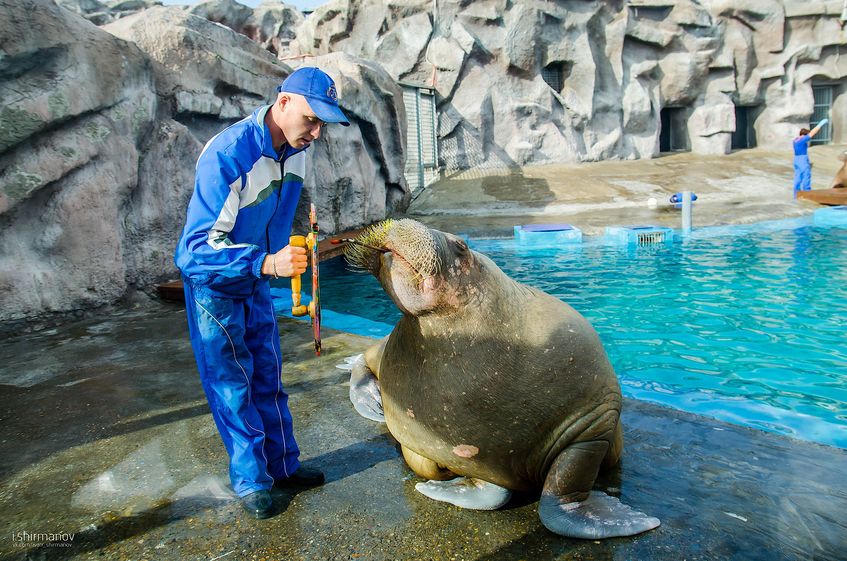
[340,238,425,284]
[342,218,439,289]
[331,238,390,253]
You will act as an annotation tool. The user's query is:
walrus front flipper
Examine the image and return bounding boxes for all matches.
[538,441,660,539]
[415,477,511,510]
[349,354,385,422]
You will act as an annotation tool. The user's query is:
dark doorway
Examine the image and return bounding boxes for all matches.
[732,106,757,149]
[660,108,688,152]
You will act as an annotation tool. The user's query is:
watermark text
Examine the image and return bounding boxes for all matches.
[11,530,75,548]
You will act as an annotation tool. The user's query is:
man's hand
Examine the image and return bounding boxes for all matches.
[262,245,307,278]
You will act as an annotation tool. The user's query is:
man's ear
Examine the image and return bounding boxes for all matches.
[277,94,290,112]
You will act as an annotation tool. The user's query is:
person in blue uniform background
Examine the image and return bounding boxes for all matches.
[793,118,828,197]
[175,67,349,519]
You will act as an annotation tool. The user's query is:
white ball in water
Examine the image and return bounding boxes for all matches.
[647,197,658,209]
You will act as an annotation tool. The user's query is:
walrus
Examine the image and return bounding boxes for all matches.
[343,219,659,539]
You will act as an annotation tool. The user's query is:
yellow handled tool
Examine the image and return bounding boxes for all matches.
[289,204,321,355]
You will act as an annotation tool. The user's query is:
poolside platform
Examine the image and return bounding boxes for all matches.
[1,300,844,561]
[406,145,847,238]
[797,187,847,206]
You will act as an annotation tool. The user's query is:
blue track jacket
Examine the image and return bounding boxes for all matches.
[175,105,307,296]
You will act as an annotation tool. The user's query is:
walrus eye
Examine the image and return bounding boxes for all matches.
[455,239,468,252]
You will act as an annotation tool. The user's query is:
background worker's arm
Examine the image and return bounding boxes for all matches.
[809,118,829,139]
[261,245,307,278]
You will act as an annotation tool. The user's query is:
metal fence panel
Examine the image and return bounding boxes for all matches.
[812,86,832,145]
[402,85,438,192]
[403,88,421,191]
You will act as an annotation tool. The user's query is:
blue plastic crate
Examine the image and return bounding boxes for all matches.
[605,225,674,246]
[514,223,582,245]
[812,205,847,227]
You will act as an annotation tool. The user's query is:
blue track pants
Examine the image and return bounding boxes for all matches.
[793,155,811,196]
[183,277,300,496]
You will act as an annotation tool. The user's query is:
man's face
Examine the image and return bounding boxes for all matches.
[278,94,325,149]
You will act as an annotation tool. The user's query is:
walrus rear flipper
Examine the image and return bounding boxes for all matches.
[415,477,511,510]
[538,441,660,539]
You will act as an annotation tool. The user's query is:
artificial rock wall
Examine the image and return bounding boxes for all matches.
[286,0,847,169]
[0,0,408,322]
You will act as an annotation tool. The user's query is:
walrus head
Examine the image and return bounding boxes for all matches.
[344,219,477,316]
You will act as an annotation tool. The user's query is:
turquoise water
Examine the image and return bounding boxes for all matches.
[276,219,847,448]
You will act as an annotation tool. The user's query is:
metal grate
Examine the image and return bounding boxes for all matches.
[811,86,832,145]
[637,231,666,245]
[402,84,439,192]
[605,225,674,246]
[541,64,563,92]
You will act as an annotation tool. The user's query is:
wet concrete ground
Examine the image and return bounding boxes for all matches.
[0,302,845,561]
[2,146,847,560]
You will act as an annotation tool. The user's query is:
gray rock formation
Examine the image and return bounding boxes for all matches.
[189,0,304,55]
[1,0,408,322]
[59,0,306,55]
[1,0,157,321]
[292,53,408,235]
[105,6,409,243]
[286,0,847,170]
[104,6,288,125]
[55,0,161,25]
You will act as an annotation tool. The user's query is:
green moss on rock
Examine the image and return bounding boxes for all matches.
[2,167,43,206]
[0,106,45,153]
[48,92,70,120]
[84,121,111,142]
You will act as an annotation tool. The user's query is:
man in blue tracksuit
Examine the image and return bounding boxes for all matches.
[793,118,828,197]
[175,67,349,519]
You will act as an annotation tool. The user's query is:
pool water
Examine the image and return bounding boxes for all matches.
[277,220,847,448]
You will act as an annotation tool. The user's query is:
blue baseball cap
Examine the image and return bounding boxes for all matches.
[277,67,350,126]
